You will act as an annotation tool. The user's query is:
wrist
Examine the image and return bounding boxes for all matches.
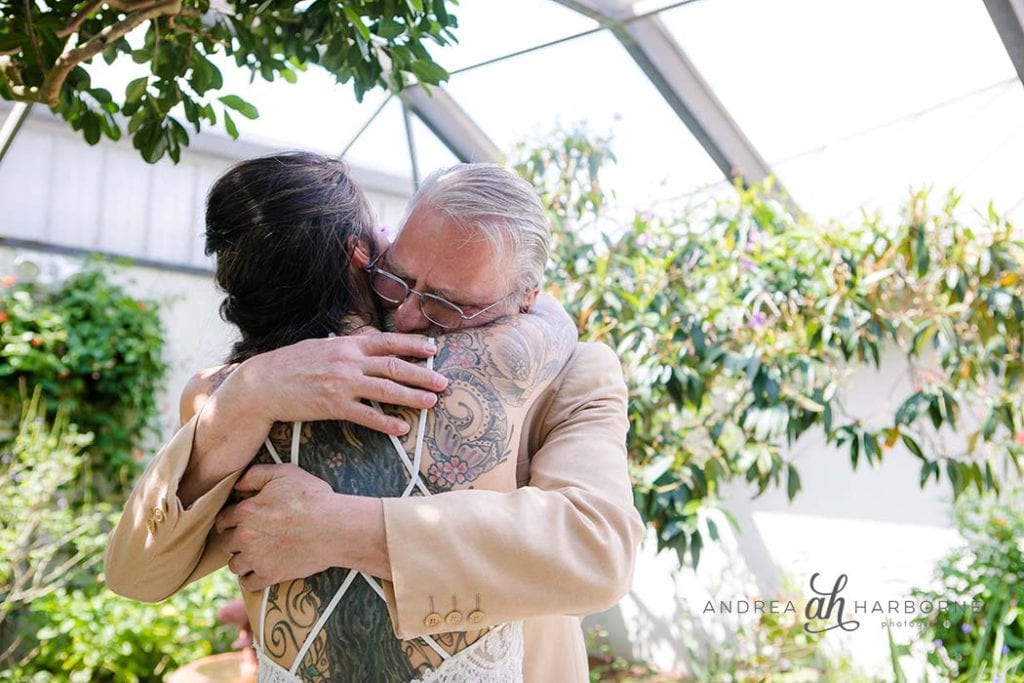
[228,357,277,427]
[323,495,391,581]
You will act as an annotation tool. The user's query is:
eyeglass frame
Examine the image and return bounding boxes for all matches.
[365,251,513,330]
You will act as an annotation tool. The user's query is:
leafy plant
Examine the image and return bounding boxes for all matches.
[0,264,167,496]
[515,128,1024,567]
[3,569,238,682]
[901,490,1024,681]
[0,0,459,162]
[0,390,100,663]
[0,386,238,682]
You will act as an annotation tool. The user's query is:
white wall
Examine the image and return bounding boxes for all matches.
[586,344,998,679]
[0,103,414,271]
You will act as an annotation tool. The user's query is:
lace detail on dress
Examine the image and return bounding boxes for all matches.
[412,621,524,683]
[255,647,302,683]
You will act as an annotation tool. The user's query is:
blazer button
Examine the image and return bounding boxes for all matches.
[444,610,463,627]
[152,507,165,524]
[467,610,485,624]
[423,612,442,628]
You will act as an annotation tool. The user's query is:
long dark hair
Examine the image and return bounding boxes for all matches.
[205,152,381,364]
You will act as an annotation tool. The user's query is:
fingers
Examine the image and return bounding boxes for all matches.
[346,403,412,436]
[360,377,439,412]
[235,463,292,493]
[240,572,272,592]
[357,332,437,359]
[228,552,253,577]
[364,356,448,392]
[216,505,241,534]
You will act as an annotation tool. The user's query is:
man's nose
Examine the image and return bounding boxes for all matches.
[392,296,431,333]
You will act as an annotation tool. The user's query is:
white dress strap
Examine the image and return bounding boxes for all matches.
[289,421,301,465]
[258,347,448,679]
[361,574,450,662]
[289,568,360,674]
[264,439,283,464]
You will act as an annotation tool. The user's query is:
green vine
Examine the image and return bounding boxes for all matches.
[515,129,1024,568]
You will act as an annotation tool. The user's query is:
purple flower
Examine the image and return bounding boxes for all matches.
[961,623,972,634]
[741,256,755,271]
[1,453,9,465]
[995,676,1003,683]
[749,312,768,329]
[932,639,943,649]
[1002,644,1010,655]
[57,496,67,509]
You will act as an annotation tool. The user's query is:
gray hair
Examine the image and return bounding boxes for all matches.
[400,163,550,301]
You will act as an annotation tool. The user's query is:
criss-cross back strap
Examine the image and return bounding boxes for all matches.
[257,349,447,672]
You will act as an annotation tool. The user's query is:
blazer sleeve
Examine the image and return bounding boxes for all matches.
[379,342,644,639]
[103,412,246,602]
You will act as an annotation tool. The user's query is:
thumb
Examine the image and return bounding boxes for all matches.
[235,463,288,493]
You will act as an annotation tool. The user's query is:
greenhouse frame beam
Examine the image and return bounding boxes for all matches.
[983,0,1024,88]
[0,102,32,167]
[399,86,502,163]
[555,0,776,187]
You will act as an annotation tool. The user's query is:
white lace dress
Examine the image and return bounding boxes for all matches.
[252,354,523,682]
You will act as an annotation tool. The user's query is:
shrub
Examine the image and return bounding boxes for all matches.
[515,129,1024,567]
[0,265,167,496]
[904,490,1024,681]
[0,391,237,681]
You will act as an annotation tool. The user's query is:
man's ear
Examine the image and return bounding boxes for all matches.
[348,237,374,269]
[519,287,540,313]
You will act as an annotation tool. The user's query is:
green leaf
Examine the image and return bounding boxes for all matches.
[902,435,926,461]
[786,463,801,500]
[408,58,449,85]
[125,77,148,103]
[345,7,372,42]
[223,110,239,139]
[218,95,259,120]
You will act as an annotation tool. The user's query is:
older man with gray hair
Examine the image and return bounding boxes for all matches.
[107,162,642,681]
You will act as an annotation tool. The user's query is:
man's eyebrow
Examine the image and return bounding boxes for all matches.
[384,254,477,305]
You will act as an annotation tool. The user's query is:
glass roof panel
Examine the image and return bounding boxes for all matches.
[340,96,414,180]
[445,29,724,210]
[430,0,599,73]
[661,0,1023,220]
[409,114,462,177]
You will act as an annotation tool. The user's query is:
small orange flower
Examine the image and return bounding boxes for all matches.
[30,338,43,348]
[137,301,147,310]
[1,275,15,287]
[0,312,8,323]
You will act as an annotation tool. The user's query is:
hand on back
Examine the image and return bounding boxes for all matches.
[223,332,447,436]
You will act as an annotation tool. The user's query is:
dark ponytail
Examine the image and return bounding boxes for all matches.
[205,152,381,363]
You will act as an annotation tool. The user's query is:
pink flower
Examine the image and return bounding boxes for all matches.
[427,456,471,487]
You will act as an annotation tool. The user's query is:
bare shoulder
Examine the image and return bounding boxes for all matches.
[178,364,237,426]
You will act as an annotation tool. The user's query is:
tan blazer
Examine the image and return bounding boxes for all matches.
[105,342,644,682]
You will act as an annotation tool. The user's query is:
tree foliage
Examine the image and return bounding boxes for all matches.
[516,129,1024,568]
[0,0,458,162]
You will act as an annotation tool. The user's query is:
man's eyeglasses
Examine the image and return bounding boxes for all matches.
[366,253,510,330]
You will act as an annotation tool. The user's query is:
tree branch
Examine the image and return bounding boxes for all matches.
[57,0,108,38]
[39,0,183,107]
